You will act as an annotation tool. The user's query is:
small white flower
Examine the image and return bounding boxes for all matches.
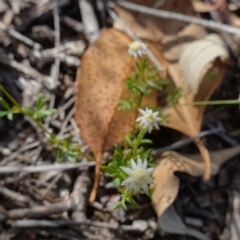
[128,41,147,59]
[120,157,154,195]
[136,107,162,133]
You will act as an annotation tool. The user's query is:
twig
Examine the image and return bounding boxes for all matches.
[70,118,82,144]
[58,108,75,136]
[45,0,61,128]
[11,219,146,232]
[106,3,164,72]
[79,0,100,43]
[11,219,118,229]
[41,172,63,199]
[51,96,75,121]
[113,0,240,37]
[52,0,61,88]
[1,141,40,166]
[0,162,95,174]
[0,21,42,50]
[0,57,52,89]
[0,200,73,221]
[71,170,91,221]
[204,0,238,57]
[61,15,84,33]
[0,186,29,204]
[26,228,83,240]
[152,127,223,157]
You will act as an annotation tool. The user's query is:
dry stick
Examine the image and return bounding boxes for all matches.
[205,0,238,58]
[11,219,147,232]
[152,127,223,157]
[0,162,95,174]
[70,118,83,144]
[61,15,84,33]
[51,96,75,122]
[106,4,164,72]
[0,141,40,166]
[0,186,29,204]
[11,219,119,229]
[41,172,63,199]
[0,168,92,222]
[0,57,52,88]
[45,0,61,128]
[58,108,75,137]
[0,200,73,221]
[71,170,91,221]
[0,22,42,50]
[79,0,100,43]
[113,0,240,37]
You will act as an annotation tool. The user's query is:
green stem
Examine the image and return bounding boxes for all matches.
[0,84,21,108]
[189,99,239,106]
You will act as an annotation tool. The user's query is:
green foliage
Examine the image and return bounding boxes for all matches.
[105,56,183,210]
[0,84,84,163]
[118,57,182,111]
[102,128,156,209]
[49,134,81,163]
[0,94,57,124]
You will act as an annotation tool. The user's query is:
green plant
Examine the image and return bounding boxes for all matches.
[103,42,182,209]
[0,84,92,163]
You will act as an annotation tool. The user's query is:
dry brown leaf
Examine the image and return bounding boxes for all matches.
[152,145,240,217]
[160,29,229,180]
[153,146,240,239]
[74,28,166,201]
[179,34,229,93]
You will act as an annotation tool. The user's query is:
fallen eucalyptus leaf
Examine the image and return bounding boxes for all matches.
[74,28,166,201]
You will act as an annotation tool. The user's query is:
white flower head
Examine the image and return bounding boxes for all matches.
[136,107,162,133]
[120,157,154,195]
[128,41,147,59]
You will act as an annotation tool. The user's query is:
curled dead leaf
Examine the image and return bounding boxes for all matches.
[160,31,228,181]
[179,34,229,94]
[152,146,240,238]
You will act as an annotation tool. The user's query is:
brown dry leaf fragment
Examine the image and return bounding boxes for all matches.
[161,31,229,180]
[152,145,240,219]
[179,34,229,94]
[74,28,166,202]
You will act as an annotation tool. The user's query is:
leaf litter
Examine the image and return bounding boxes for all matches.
[0,0,240,240]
